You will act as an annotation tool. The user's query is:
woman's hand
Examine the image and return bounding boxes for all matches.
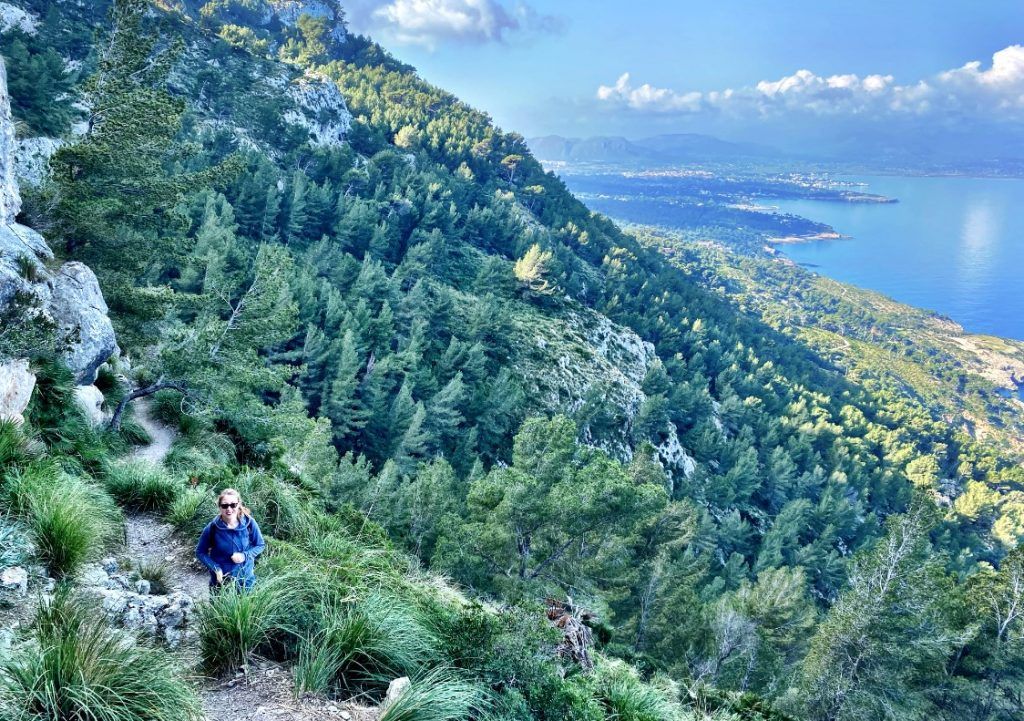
[231,552,245,564]
[215,569,224,585]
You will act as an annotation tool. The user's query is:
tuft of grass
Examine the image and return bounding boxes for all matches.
[165,429,236,478]
[0,589,203,721]
[0,419,37,471]
[5,464,121,579]
[293,591,440,697]
[133,561,169,595]
[226,469,306,540]
[378,669,488,721]
[102,459,184,513]
[117,418,152,447]
[197,574,297,674]
[166,484,216,536]
[594,660,679,721]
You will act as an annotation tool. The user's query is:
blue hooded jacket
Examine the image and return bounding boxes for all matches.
[195,514,266,587]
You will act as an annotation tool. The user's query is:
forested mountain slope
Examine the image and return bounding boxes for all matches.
[1,1,1023,720]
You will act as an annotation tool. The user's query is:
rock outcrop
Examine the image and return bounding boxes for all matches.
[50,262,118,384]
[0,358,34,424]
[285,75,352,147]
[79,561,197,648]
[0,46,20,224]
[0,56,118,399]
[16,136,63,187]
[0,2,37,35]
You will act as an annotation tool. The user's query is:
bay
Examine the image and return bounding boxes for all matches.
[773,175,1024,341]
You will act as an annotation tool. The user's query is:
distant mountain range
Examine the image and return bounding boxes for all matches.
[527,133,782,165]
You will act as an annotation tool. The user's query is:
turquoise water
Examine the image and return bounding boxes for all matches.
[774,175,1024,341]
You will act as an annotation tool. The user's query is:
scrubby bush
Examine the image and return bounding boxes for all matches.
[102,459,185,512]
[24,359,108,472]
[0,590,203,721]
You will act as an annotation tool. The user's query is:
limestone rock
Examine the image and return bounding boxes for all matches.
[285,75,351,147]
[74,384,107,426]
[0,3,38,35]
[382,677,410,711]
[0,358,34,425]
[0,565,27,595]
[0,56,20,224]
[15,136,63,187]
[49,262,118,384]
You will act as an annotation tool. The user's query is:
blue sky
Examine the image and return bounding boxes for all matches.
[345,0,1024,152]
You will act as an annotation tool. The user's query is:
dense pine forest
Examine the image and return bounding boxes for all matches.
[1,1,1023,720]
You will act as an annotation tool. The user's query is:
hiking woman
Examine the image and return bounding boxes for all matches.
[195,488,265,590]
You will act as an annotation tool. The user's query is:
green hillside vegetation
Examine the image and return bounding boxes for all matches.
[2,1,1024,719]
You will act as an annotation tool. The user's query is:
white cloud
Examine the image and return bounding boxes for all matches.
[346,0,562,48]
[596,45,1024,121]
[597,73,703,112]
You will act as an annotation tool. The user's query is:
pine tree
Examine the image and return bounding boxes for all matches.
[427,372,466,452]
[324,330,369,448]
[393,402,431,476]
[284,170,311,246]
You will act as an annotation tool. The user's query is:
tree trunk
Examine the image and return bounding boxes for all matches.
[108,379,186,431]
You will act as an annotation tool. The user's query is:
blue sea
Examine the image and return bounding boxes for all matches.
[772,175,1024,341]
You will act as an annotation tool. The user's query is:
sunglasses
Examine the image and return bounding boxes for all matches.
[219,502,238,509]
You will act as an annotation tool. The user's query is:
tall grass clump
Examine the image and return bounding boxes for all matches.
[24,358,108,472]
[378,669,488,721]
[197,574,297,674]
[225,469,306,540]
[594,660,680,721]
[0,590,203,721]
[0,419,39,471]
[102,459,184,512]
[165,429,235,478]
[166,484,217,536]
[293,591,440,697]
[4,463,120,579]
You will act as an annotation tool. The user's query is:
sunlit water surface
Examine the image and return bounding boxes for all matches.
[773,175,1024,342]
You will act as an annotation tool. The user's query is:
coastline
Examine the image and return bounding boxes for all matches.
[767,231,847,245]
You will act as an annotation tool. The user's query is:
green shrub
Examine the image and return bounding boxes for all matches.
[197,574,297,674]
[102,459,184,512]
[24,359,109,472]
[0,590,203,721]
[378,669,488,721]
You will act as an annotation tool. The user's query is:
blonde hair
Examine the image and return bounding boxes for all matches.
[217,487,252,518]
